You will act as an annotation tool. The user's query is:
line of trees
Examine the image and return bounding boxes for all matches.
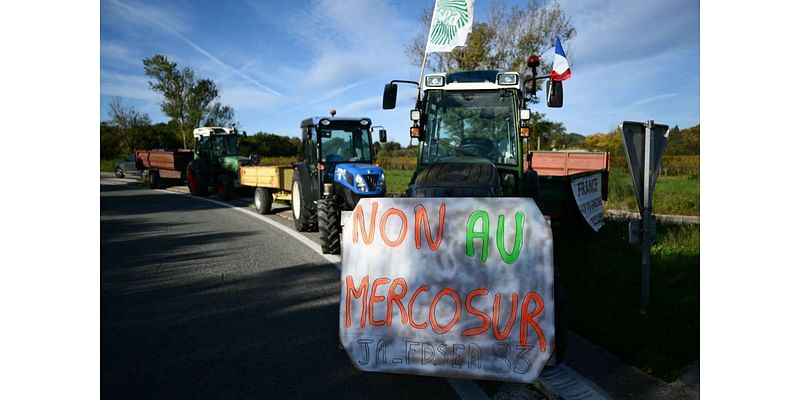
[101,54,236,160]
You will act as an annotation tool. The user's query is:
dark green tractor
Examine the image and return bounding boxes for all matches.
[186,126,256,200]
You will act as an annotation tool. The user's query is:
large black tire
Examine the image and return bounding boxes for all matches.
[254,187,272,214]
[216,174,234,201]
[115,167,124,178]
[186,161,208,197]
[291,175,317,232]
[318,197,341,254]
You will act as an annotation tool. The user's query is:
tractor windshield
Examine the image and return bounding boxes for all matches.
[319,124,373,163]
[421,90,518,166]
[213,135,239,156]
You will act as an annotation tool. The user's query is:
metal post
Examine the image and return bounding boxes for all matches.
[641,120,654,314]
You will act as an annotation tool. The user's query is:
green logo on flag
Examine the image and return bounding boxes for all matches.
[429,0,469,46]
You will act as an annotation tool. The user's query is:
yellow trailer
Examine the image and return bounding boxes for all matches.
[239,165,294,214]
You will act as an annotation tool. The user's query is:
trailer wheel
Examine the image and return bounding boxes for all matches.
[115,167,124,178]
[254,187,272,214]
[146,170,160,189]
[187,161,208,196]
[291,175,317,232]
[217,174,234,200]
[318,197,341,254]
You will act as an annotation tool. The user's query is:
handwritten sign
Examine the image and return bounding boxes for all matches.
[571,173,604,231]
[339,198,554,383]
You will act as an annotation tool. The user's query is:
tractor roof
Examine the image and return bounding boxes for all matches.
[423,70,522,91]
[193,127,235,138]
[300,117,372,128]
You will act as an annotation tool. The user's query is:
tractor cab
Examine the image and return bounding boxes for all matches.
[297,115,386,209]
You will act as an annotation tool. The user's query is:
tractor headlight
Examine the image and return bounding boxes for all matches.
[378,173,386,190]
[355,174,367,192]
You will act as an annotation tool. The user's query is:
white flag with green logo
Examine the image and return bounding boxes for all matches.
[425,0,474,53]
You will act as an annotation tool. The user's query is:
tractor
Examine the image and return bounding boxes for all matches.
[186,126,255,200]
[381,57,593,363]
[292,113,388,254]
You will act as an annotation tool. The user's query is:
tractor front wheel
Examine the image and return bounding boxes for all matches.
[216,174,234,201]
[318,197,341,254]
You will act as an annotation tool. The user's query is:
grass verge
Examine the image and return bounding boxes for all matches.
[553,219,699,381]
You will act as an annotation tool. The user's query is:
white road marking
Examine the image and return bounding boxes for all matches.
[155,189,341,267]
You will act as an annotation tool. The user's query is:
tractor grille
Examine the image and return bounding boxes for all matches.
[364,174,379,191]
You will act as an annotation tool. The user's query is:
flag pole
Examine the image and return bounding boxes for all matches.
[416,51,429,104]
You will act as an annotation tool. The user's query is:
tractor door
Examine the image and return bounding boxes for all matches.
[303,126,321,201]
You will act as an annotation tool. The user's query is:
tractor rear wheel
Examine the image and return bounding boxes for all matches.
[254,187,272,214]
[187,161,208,197]
[318,197,341,254]
[291,175,317,232]
[216,174,234,200]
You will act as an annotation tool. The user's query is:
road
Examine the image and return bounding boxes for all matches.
[100,175,461,399]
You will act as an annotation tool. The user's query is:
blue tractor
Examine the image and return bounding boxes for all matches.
[291,113,388,254]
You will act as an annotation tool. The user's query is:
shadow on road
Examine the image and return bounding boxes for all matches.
[101,184,455,399]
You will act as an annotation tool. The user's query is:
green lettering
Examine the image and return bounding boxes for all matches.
[466,210,490,263]
[497,212,524,264]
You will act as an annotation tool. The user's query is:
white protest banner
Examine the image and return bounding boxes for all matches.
[339,198,554,383]
[571,173,604,231]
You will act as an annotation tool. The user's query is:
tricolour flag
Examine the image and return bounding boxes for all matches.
[425,0,474,53]
[550,37,572,81]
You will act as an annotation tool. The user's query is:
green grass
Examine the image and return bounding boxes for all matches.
[607,169,700,215]
[385,169,414,196]
[101,159,116,173]
[553,220,699,380]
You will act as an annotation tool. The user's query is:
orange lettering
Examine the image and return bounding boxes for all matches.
[369,277,390,326]
[345,275,369,328]
[520,292,546,351]
[492,293,518,340]
[430,288,462,334]
[462,288,490,336]
[408,285,429,329]
[414,203,446,251]
[386,278,408,327]
[379,208,408,247]
[352,202,378,244]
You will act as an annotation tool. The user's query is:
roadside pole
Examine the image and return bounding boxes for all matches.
[621,120,669,314]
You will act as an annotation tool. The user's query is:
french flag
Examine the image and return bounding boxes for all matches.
[550,37,572,81]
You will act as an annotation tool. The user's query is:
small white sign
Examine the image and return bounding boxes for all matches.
[570,173,604,231]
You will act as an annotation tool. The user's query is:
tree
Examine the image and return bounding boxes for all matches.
[107,97,151,154]
[406,0,576,76]
[143,54,235,148]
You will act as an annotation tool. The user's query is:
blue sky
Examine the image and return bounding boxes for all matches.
[100,0,700,143]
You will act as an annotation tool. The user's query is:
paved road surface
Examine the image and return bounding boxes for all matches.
[100,178,460,399]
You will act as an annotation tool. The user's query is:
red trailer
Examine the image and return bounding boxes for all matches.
[134,149,194,188]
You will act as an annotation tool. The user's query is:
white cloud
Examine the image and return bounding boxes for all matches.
[105,0,283,97]
[560,0,699,69]
[633,93,679,106]
[100,70,159,102]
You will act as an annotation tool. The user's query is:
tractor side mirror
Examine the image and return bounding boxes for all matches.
[383,83,398,110]
[547,80,563,108]
[303,127,311,140]
[379,129,387,143]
